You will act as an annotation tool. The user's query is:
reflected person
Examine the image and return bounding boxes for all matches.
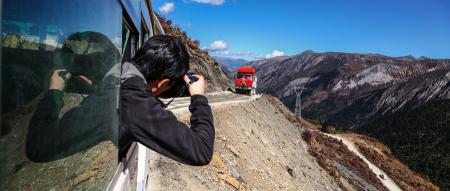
[26,31,121,162]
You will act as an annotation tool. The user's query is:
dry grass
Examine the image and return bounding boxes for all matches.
[302,130,388,191]
[298,118,322,130]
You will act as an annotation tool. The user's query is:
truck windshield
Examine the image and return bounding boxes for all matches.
[1,0,121,190]
[237,73,253,79]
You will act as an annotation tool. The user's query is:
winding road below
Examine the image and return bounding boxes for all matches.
[326,134,402,191]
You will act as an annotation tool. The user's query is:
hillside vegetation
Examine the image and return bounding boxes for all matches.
[358,99,450,190]
[348,134,439,191]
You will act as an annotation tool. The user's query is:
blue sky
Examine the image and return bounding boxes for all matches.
[153,0,450,60]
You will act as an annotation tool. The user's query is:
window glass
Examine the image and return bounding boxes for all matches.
[141,20,149,46]
[0,0,121,190]
[142,1,153,37]
[123,0,141,27]
[122,19,138,62]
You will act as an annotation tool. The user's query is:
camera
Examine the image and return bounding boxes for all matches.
[160,71,198,98]
[186,71,198,84]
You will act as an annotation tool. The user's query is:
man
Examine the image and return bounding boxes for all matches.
[120,35,215,166]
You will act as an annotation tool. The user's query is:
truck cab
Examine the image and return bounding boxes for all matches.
[235,67,257,95]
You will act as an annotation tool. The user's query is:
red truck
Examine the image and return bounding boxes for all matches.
[235,67,257,95]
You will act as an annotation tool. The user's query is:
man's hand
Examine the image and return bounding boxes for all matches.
[184,74,205,96]
[49,69,70,91]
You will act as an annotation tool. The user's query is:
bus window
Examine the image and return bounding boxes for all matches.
[1,0,121,190]
[122,17,138,62]
[141,18,150,46]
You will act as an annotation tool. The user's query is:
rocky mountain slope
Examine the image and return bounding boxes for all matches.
[247,51,450,128]
[157,15,233,92]
[147,94,437,191]
[149,95,341,191]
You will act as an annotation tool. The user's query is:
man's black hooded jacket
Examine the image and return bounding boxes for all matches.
[119,62,215,166]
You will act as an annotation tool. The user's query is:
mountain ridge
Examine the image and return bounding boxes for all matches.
[246,50,450,128]
[213,56,249,78]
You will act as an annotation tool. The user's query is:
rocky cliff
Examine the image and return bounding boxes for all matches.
[156,15,233,92]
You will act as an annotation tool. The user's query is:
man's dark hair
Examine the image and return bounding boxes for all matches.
[131,35,190,82]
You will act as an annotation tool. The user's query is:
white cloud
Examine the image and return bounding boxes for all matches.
[188,0,225,5]
[205,40,228,52]
[204,40,256,59]
[265,50,285,59]
[220,50,230,55]
[229,51,253,58]
[159,2,175,14]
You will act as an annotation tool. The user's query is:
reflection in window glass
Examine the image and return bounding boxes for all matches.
[0,0,121,190]
[124,0,141,25]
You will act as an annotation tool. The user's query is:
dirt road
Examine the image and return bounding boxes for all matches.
[326,134,402,191]
[160,91,260,112]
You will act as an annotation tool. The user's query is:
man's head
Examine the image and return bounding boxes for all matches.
[131,35,190,96]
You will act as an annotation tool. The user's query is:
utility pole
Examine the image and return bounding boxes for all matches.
[295,86,306,117]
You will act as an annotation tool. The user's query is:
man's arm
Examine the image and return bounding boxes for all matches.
[121,93,214,166]
[26,70,68,161]
[26,90,64,161]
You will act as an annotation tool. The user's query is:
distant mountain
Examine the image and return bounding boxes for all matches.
[248,51,450,190]
[213,56,249,77]
[247,50,450,129]
[214,56,249,70]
